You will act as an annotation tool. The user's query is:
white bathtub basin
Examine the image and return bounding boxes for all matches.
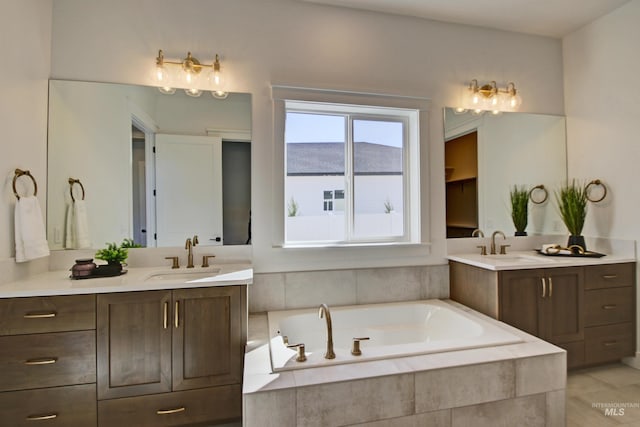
[267,299,523,371]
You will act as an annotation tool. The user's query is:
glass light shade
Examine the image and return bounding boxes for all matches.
[508,93,523,109]
[184,88,202,97]
[158,86,176,95]
[211,90,229,100]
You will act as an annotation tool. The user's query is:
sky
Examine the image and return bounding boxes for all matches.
[285,112,403,147]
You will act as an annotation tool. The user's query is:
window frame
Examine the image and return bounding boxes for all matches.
[272,85,430,248]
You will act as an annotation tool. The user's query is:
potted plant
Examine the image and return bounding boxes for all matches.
[555,180,588,251]
[510,185,529,236]
[94,242,129,276]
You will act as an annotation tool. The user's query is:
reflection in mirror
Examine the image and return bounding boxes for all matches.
[47,80,251,249]
[444,108,566,238]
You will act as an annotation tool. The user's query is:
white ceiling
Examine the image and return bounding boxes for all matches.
[300,0,630,38]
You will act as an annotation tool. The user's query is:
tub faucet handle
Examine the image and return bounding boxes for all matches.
[351,337,370,356]
[287,343,307,362]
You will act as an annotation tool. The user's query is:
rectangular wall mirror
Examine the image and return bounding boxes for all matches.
[444,107,567,238]
[47,80,252,249]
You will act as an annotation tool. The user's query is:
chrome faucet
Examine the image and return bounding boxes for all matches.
[318,304,335,359]
[185,235,199,268]
[490,230,506,255]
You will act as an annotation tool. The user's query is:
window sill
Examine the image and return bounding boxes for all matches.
[276,241,429,250]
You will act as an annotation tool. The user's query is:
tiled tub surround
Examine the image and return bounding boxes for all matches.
[243,300,566,427]
[249,264,450,313]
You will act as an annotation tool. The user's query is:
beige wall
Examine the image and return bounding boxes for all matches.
[0,1,52,260]
[4,0,566,272]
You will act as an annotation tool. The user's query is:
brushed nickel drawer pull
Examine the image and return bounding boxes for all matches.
[541,278,547,298]
[602,304,618,310]
[174,301,179,328]
[603,341,618,347]
[26,413,58,421]
[23,312,57,319]
[163,301,168,329]
[602,274,618,280]
[24,357,57,365]
[548,277,553,298]
[157,407,186,415]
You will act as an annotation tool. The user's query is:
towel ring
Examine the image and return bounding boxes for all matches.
[12,169,38,200]
[68,178,85,202]
[528,184,548,205]
[585,179,607,203]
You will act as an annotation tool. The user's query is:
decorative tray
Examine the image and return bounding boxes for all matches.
[535,249,606,258]
[71,270,128,280]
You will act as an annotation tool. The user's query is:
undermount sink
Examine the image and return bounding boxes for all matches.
[145,268,222,282]
[484,254,542,262]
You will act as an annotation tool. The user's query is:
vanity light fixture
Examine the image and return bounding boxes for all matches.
[154,50,228,99]
[457,79,522,114]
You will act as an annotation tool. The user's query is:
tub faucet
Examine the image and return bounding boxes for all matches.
[318,304,335,359]
[490,230,506,255]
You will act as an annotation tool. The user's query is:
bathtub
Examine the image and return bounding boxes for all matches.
[267,299,523,371]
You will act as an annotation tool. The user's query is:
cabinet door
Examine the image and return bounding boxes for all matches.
[499,269,544,337]
[97,291,172,399]
[545,267,584,344]
[172,286,244,391]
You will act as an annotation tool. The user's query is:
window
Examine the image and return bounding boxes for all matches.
[283,98,422,245]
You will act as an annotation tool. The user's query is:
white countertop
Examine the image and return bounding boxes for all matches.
[447,250,636,271]
[0,263,252,298]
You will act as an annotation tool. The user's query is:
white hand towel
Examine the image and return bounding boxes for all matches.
[64,200,91,249]
[541,244,572,255]
[15,196,50,262]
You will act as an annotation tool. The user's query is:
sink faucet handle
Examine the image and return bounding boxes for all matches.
[500,244,511,255]
[202,255,216,268]
[287,343,307,362]
[351,337,370,356]
[165,256,180,269]
[476,245,487,255]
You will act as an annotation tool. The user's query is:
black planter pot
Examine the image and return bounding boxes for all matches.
[95,262,123,277]
[567,235,586,253]
[515,231,527,236]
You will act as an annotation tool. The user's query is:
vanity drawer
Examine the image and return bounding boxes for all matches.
[0,294,95,335]
[585,287,634,327]
[98,385,241,427]
[585,263,635,290]
[0,330,96,392]
[0,383,96,427]
[585,323,634,365]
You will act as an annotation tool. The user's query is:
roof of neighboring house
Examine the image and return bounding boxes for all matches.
[286,142,402,175]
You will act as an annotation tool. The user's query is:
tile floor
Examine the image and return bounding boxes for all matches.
[568,363,640,427]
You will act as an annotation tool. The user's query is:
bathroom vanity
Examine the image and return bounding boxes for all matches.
[0,265,251,427]
[449,252,636,369]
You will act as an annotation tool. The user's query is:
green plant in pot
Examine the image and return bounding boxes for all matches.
[510,185,529,236]
[555,180,588,252]
[95,242,128,275]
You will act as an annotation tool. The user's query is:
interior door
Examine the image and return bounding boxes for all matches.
[155,135,223,247]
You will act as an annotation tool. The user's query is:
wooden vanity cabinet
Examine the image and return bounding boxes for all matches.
[500,267,584,346]
[0,295,97,427]
[450,261,635,369]
[96,285,246,427]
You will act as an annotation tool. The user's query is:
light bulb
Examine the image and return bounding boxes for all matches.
[509,93,522,109]
[470,91,481,106]
[208,54,226,94]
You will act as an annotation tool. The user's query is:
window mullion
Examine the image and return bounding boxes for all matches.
[345,114,355,241]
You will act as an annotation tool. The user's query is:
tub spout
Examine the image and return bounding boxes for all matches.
[318,303,335,359]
